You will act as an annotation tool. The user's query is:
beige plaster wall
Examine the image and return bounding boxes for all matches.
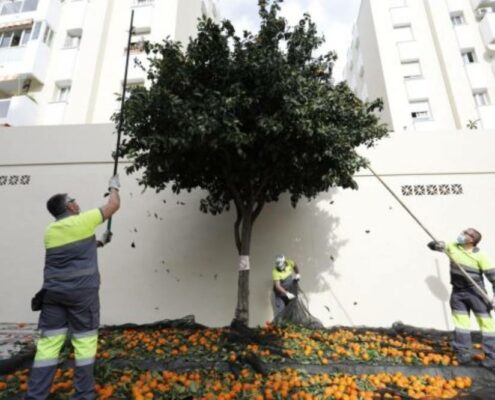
[1,124,495,330]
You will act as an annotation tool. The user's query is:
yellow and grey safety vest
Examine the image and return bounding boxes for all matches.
[446,242,495,290]
[43,208,104,292]
[272,259,296,294]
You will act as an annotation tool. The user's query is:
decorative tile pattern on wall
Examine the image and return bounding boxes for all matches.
[402,184,463,197]
[0,175,31,186]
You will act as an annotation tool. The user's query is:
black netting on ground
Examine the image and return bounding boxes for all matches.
[273,283,324,329]
[2,317,495,398]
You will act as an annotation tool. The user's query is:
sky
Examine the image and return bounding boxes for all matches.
[216,0,362,81]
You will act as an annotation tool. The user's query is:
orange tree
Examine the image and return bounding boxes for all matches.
[116,0,388,326]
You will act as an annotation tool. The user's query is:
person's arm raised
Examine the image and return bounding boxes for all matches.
[101,175,121,221]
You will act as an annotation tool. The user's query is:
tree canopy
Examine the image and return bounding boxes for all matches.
[116,0,388,324]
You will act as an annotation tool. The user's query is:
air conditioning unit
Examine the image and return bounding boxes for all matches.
[476,8,488,21]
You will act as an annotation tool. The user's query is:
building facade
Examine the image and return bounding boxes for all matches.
[345,0,495,132]
[0,0,218,126]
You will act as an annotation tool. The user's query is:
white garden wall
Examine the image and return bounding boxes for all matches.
[1,124,495,330]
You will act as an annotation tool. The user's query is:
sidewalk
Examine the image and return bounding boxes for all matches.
[0,323,37,361]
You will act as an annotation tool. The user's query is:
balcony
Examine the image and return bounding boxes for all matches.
[0,40,51,90]
[390,7,411,27]
[0,0,61,30]
[447,0,465,12]
[63,0,87,30]
[413,120,437,131]
[0,95,38,126]
[454,25,476,50]
[479,12,495,49]
[53,47,79,82]
[405,79,430,101]
[465,63,490,90]
[126,52,149,82]
[397,41,419,62]
[471,0,495,10]
[131,3,154,31]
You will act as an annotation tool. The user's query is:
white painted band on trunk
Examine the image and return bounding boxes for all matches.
[239,255,250,271]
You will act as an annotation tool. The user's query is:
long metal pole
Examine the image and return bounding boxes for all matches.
[366,164,493,307]
[106,10,134,233]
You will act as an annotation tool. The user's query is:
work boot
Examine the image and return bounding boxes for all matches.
[456,353,472,365]
[481,357,495,369]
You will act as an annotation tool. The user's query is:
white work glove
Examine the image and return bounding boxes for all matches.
[294,273,301,281]
[97,231,112,247]
[108,174,120,191]
[285,292,295,300]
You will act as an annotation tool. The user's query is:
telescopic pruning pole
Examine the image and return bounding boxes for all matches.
[107,10,134,233]
[366,163,493,307]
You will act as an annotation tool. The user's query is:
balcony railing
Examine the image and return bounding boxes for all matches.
[0,46,26,63]
[0,0,38,16]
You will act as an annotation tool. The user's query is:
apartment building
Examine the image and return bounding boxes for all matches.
[345,0,495,132]
[0,0,218,126]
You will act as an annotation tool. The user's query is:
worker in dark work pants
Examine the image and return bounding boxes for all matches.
[25,175,121,400]
[428,228,495,368]
[272,255,301,316]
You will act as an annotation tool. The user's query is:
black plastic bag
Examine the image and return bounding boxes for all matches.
[31,289,46,311]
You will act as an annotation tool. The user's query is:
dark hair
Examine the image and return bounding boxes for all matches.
[47,193,68,217]
[468,228,482,246]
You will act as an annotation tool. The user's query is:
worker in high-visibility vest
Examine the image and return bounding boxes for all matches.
[25,175,121,400]
[428,228,495,368]
[272,254,301,315]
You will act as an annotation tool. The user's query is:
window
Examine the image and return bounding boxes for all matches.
[128,32,149,53]
[401,60,422,79]
[31,21,42,40]
[11,30,22,47]
[0,31,13,48]
[124,80,145,99]
[461,50,477,64]
[1,1,22,15]
[473,91,489,107]
[0,0,38,15]
[21,29,31,45]
[394,25,413,42]
[54,85,71,102]
[0,28,32,48]
[22,0,38,12]
[42,25,54,46]
[450,13,465,26]
[410,100,431,121]
[389,0,406,7]
[63,30,82,48]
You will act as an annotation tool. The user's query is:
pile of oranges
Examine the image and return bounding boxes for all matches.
[0,366,473,399]
[94,322,463,367]
[0,323,480,399]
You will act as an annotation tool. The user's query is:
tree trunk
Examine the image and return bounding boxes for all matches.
[233,209,253,326]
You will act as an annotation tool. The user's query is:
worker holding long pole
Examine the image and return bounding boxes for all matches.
[25,180,120,400]
[367,164,495,368]
[25,11,134,398]
[427,230,495,367]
